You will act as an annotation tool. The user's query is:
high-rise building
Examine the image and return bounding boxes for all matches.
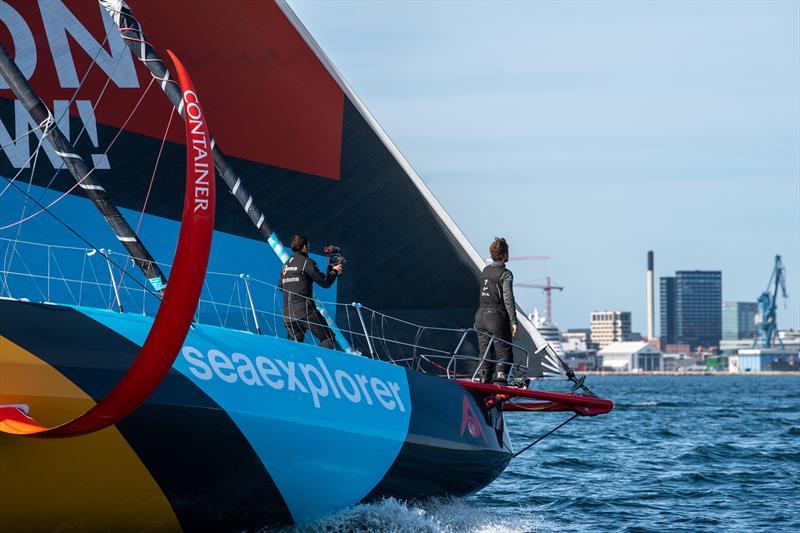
[660,277,677,344]
[661,271,722,350]
[590,311,632,349]
[722,301,757,341]
[676,271,721,350]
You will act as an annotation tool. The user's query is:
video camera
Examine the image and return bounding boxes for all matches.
[323,245,346,268]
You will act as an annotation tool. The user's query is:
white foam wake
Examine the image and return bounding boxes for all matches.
[271,497,548,533]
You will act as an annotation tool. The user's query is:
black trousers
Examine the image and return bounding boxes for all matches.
[284,305,338,350]
[474,308,513,383]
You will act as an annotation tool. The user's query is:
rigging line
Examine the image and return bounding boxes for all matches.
[0,172,159,300]
[0,118,49,293]
[0,77,156,232]
[0,111,54,199]
[0,237,93,252]
[35,37,129,204]
[117,106,175,288]
[511,413,579,459]
[9,245,47,302]
[0,33,110,152]
[0,123,44,152]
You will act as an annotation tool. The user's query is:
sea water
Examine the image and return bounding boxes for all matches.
[272,375,799,532]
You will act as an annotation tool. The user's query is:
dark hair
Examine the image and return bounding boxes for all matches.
[490,237,509,262]
[290,233,308,252]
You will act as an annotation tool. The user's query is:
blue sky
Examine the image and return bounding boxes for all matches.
[288,0,800,334]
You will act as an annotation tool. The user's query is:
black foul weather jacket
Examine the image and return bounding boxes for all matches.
[474,261,518,381]
[279,251,338,319]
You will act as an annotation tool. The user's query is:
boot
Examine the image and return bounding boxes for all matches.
[492,371,508,385]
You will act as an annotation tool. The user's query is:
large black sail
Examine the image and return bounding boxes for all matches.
[0,0,564,378]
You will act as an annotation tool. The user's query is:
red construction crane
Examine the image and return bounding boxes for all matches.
[517,276,563,325]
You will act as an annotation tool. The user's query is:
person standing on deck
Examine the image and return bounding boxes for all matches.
[474,237,518,384]
[280,233,343,350]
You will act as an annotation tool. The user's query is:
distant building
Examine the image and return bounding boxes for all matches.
[590,311,632,349]
[660,271,722,350]
[778,330,800,349]
[719,339,752,355]
[660,277,677,344]
[599,341,663,372]
[663,352,705,372]
[729,348,799,372]
[664,343,691,354]
[560,336,599,371]
[563,328,595,350]
[722,301,757,340]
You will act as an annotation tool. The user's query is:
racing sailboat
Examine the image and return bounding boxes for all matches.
[0,1,612,530]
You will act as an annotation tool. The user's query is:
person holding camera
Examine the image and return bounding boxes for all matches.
[474,237,518,384]
[279,233,343,350]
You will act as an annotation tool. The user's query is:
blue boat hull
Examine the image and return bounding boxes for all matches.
[0,299,511,530]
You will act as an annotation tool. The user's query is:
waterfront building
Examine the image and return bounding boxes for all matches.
[563,328,596,350]
[560,336,599,371]
[722,301,757,340]
[660,277,677,344]
[719,339,752,355]
[662,352,705,372]
[590,311,632,349]
[705,355,729,372]
[729,349,800,372]
[599,341,663,372]
[660,271,722,350]
[722,330,800,359]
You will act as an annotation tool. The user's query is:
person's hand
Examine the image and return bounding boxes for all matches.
[332,264,344,274]
[511,324,518,337]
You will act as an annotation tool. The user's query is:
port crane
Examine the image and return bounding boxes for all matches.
[500,256,562,325]
[754,255,788,348]
[517,277,563,326]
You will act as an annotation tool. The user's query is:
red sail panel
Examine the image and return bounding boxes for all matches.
[0,1,343,179]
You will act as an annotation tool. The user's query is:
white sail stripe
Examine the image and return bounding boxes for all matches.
[244,195,253,211]
[160,70,170,90]
[256,214,265,228]
[55,150,81,160]
[210,138,216,150]
[177,98,184,116]
[231,177,241,195]
[116,235,137,242]
[542,361,560,372]
[79,184,106,191]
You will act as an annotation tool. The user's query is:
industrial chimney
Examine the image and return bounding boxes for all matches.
[646,250,654,340]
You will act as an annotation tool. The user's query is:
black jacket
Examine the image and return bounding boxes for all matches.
[279,251,338,317]
[477,261,518,326]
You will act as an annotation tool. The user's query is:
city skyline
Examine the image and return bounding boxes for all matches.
[289,0,800,333]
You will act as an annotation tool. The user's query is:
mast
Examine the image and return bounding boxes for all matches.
[100,0,353,352]
[0,43,168,294]
[99,0,286,260]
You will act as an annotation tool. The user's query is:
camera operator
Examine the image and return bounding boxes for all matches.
[279,233,343,350]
